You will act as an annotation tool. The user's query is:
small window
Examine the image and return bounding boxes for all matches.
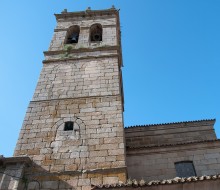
[64,121,73,131]
[66,25,80,44]
[90,24,102,42]
[175,161,196,178]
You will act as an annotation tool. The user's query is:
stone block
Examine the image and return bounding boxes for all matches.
[108,149,124,156]
[104,137,123,144]
[90,150,108,157]
[70,152,80,158]
[103,177,118,184]
[78,179,90,186]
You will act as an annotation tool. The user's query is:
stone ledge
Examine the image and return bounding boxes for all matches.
[43,45,120,56]
[25,166,127,177]
[43,54,120,64]
[30,94,122,103]
[0,156,32,166]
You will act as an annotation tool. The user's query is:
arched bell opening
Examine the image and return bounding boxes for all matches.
[90,24,103,42]
[65,25,80,44]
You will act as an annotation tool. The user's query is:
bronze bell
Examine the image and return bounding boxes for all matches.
[92,32,102,41]
[70,33,79,43]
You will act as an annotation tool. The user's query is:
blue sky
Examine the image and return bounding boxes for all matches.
[0,0,220,157]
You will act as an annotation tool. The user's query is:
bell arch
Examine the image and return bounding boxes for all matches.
[65,25,80,44]
[90,23,103,42]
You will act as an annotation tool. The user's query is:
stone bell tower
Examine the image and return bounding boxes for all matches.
[14,7,126,189]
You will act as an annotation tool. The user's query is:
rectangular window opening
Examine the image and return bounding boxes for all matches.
[64,121,74,131]
[175,161,196,178]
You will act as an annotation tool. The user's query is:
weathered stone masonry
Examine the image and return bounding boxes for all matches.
[12,8,127,190]
[2,7,220,190]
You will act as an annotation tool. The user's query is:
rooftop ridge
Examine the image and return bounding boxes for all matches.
[125,118,216,129]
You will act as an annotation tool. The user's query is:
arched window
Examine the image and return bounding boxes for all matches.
[65,25,80,44]
[90,24,102,42]
[175,161,196,177]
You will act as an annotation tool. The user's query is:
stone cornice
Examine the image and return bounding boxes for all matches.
[55,9,119,21]
[43,54,120,64]
[43,45,120,56]
[30,94,122,103]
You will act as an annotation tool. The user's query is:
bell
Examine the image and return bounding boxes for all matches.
[70,33,79,43]
[92,32,102,41]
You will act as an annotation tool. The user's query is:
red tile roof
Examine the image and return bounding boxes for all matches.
[92,174,220,189]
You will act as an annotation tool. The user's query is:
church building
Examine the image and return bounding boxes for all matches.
[1,7,220,190]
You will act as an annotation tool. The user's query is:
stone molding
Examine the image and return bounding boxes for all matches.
[43,54,120,64]
[30,94,122,103]
[55,9,119,21]
[44,45,120,55]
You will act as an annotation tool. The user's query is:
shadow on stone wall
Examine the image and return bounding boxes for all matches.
[21,162,78,190]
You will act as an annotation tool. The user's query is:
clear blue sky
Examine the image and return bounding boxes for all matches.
[0,0,220,157]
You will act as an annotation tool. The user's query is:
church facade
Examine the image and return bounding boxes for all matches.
[1,7,220,190]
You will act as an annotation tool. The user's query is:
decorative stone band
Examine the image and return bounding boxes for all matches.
[44,45,120,56]
[43,45,122,64]
[43,54,120,64]
[30,94,122,103]
[92,174,220,189]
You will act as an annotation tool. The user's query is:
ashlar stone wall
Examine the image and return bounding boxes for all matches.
[14,9,126,190]
[127,141,220,181]
[125,120,216,148]
[14,96,125,172]
[33,57,120,101]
